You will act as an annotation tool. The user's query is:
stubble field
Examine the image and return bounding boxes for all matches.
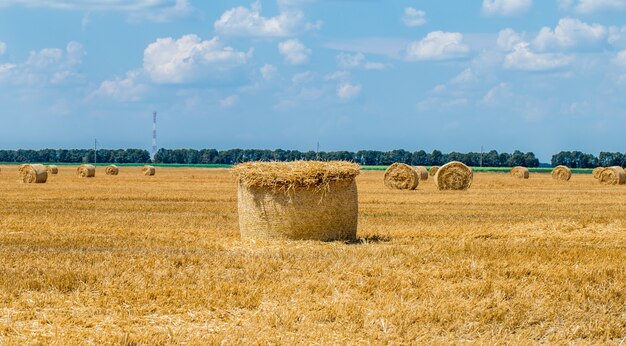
[0,165,624,344]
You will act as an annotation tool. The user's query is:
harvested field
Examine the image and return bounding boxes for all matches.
[0,165,624,344]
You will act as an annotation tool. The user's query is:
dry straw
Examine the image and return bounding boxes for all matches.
[20,164,48,183]
[384,163,419,190]
[234,161,360,241]
[592,167,605,180]
[598,166,626,185]
[46,165,58,175]
[510,166,529,179]
[414,166,429,181]
[429,166,440,177]
[434,161,473,190]
[143,165,155,176]
[18,164,28,174]
[551,165,571,181]
[77,164,96,178]
[105,165,119,175]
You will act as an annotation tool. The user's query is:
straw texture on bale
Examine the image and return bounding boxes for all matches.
[20,164,47,183]
[592,167,605,180]
[384,163,419,190]
[77,164,96,178]
[434,161,473,191]
[510,166,529,179]
[429,166,440,177]
[143,165,155,176]
[598,166,626,185]
[414,166,429,181]
[105,165,119,176]
[551,165,571,181]
[234,161,360,241]
[18,164,28,174]
[46,165,58,175]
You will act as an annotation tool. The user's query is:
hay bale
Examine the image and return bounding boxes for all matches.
[21,164,47,183]
[18,164,28,173]
[384,163,419,190]
[429,166,440,177]
[234,161,360,241]
[592,167,605,180]
[77,164,96,178]
[414,166,429,181]
[551,165,571,181]
[510,166,529,179]
[46,165,58,175]
[434,161,473,190]
[143,165,155,176]
[105,165,119,175]
[598,166,626,185]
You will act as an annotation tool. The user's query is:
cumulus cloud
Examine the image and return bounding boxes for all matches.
[402,7,426,27]
[337,82,361,100]
[336,52,386,70]
[482,0,532,16]
[560,0,626,13]
[220,95,239,108]
[260,64,277,80]
[406,31,469,61]
[533,18,607,52]
[215,1,304,37]
[497,28,524,51]
[143,34,251,84]
[615,50,626,67]
[91,69,147,101]
[0,41,6,55]
[504,41,571,71]
[278,39,311,64]
[608,25,626,48]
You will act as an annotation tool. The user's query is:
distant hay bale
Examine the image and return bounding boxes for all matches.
[77,164,96,178]
[551,165,571,181]
[143,165,155,176]
[429,166,440,177]
[234,161,360,241]
[598,166,626,185]
[46,165,58,175]
[592,167,605,180]
[510,166,529,179]
[414,166,429,181]
[105,165,119,175]
[18,164,28,173]
[20,164,47,183]
[384,163,419,190]
[434,161,473,191]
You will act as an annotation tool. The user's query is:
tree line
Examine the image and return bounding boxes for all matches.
[0,149,150,164]
[551,151,626,168]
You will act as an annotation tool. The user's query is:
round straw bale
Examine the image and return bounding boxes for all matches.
[414,166,429,181]
[77,164,96,178]
[21,164,47,183]
[510,166,529,179]
[384,163,419,190]
[434,161,473,190]
[143,165,155,176]
[46,165,58,175]
[234,161,360,241]
[598,166,626,185]
[592,167,605,180]
[18,164,28,173]
[551,165,571,181]
[429,166,440,177]
[105,165,119,175]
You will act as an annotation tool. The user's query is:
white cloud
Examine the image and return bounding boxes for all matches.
[337,82,361,100]
[325,70,349,81]
[451,68,475,84]
[220,95,239,108]
[608,25,626,48]
[533,18,607,52]
[215,1,304,37]
[278,39,311,65]
[504,42,571,71]
[260,64,277,80]
[0,41,6,55]
[482,0,532,16]
[561,0,626,13]
[402,7,426,27]
[336,52,386,70]
[406,31,469,61]
[143,34,251,84]
[497,28,524,51]
[291,71,312,84]
[615,50,626,67]
[91,69,147,101]
[0,63,16,74]
[128,0,193,23]
[482,82,513,105]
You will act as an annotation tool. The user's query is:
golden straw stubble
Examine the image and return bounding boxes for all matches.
[20,164,48,183]
[510,166,529,179]
[433,161,473,190]
[384,163,419,190]
[551,165,571,181]
[598,166,626,185]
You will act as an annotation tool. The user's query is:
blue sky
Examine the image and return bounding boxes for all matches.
[1,0,626,161]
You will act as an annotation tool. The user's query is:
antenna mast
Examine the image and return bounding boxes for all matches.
[152,111,157,161]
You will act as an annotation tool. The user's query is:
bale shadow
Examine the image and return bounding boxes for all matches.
[342,234,392,245]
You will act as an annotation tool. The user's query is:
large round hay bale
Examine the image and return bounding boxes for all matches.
[18,164,28,173]
[598,166,626,185]
[551,165,571,181]
[592,167,605,180]
[46,165,58,175]
[414,166,429,181]
[384,163,419,190]
[105,165,119,175]
[21,164,47,183]
[434,161,473,190]
[234,161,360,241]
[77,164,96,178]
[143,165,155,176]
[510,166,529,179]
[429,166,440,177]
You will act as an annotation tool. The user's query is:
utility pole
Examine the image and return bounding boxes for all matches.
[316,142,320,160]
